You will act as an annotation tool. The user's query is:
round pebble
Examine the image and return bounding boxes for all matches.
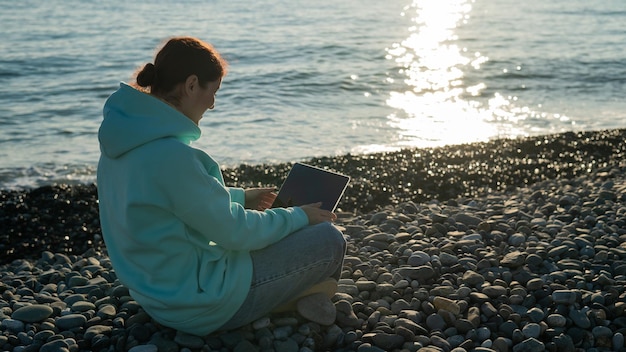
[11,304,53,323]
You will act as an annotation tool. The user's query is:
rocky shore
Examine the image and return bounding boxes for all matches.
[1,128,626,352]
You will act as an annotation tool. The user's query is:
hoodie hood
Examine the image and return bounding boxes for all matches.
[99,82,201,159]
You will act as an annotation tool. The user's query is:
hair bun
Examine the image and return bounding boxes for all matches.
[136,63,157,87]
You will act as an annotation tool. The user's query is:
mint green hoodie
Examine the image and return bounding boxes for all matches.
[97,83,309,336]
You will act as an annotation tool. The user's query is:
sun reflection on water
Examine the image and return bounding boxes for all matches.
[375,0,560,151]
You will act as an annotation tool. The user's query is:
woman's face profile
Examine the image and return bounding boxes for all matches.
[184,77,222,124]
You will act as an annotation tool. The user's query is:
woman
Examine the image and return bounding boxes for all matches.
[97,36,346,336]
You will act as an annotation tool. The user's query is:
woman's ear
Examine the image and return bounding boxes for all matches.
[184,75,199,95]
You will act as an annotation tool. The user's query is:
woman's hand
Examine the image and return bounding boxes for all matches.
[300,202,337,224]
[246,189,336,224]
[244,187,277,211]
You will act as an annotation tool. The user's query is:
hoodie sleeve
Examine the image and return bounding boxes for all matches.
[227,187,245,206]
[154,142,309,251]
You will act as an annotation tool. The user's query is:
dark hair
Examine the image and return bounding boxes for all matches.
[134,37,227,97]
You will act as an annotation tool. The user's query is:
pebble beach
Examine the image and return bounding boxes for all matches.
[2,128,626,352]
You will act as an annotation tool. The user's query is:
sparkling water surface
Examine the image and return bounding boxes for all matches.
[1,0,624,189]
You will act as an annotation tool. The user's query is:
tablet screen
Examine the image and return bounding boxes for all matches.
[272,163,350,211]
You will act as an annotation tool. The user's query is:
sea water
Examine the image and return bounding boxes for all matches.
[1,0,624,189]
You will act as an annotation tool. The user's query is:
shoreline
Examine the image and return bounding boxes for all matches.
[2,128,625,265]
[1,128,626,351]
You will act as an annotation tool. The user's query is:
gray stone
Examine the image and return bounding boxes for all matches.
[592,325,612,338]
[525,254,543,267]
[462,270,485,286]
[128,345,158,352]
[453,213,483,226]
[476,326,491,341]
[526,307,544,323]
[357,343,386,352]
[67,275,89,287]
[580,245,595,258]
[480,302,497,318]
[375,283,394,295]
[407,251,431,266]
[338,283,359,296]
[273,326,292,339]
[482,285,507,298]
[97,304,116,319]
[1,318,25,332]
[395,318,426,335]
[84,325,112,340]
[546,314,566,327]
[390,299,411,314]
[252,316,271,330]
[394,265,435,281]
[394,325,415,342]
[393,279,409,290]
[499,321,518,338]
[63,293,86,306]
[439,252,459,266]
[371,332,404,350]
[426,313,446,331]
[469,292,490,304]
[431,285,456,297]
[500,251,526,268]
[126,311,151,326]
[297,292,336,326]
[492,337,511,352]
[446,334,465,349]
[553,333,575,351]
[430,334,452,351]
[12,304,53,323]
[455,319,475,334]
[40,339,70,352]
[433,296,460,315]
[512,337,544,352]
[613,332,625,350]
[15,331,31,345]
[552,290,578,305]
[355,280,377,291]
[508,233,526,246]
[364,232,395,243]
[521,323,541,339]
[71,300,96,312]
[55,314,87,330]
[525,278,544,291]
[174,331,205,349]
[324,324,343,347]
[569,308,591,329]
[34,330,56,341]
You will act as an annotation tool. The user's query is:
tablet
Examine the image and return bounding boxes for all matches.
[271,162,350,212]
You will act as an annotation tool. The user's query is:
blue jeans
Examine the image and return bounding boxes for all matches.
[218,222,346,331]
